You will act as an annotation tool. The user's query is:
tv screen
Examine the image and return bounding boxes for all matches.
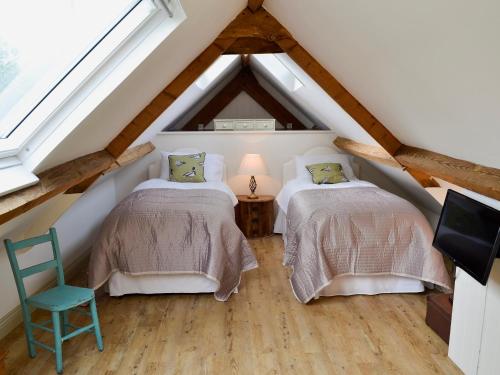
[433,190,500,285]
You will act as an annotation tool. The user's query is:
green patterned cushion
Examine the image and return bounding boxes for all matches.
[168,153,206,183]
[306,162,349,184]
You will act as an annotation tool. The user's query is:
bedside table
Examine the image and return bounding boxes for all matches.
[235,195,275,238]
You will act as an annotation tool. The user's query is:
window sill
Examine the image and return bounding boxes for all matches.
[0,165,39,197]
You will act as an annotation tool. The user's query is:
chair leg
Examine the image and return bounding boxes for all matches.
[89,298,104,352]
[61,311,69,336]
[52,311,63,374]
[21,305,36,358]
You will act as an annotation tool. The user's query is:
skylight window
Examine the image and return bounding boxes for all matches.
[0,0,158,139]
[195,55,239,90]
[254,54,304,92]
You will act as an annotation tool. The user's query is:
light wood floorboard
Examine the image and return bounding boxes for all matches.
[1,235,462,374]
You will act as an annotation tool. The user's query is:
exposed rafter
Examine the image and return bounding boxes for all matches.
[0,143,155,224]
[334,137,440,188]
[405,168,440,188]
[105,42,233,158]
[224,37,282,55]
[395,146,500,199]
[66,142,155,194]
[181,66,307,131]
[334,137,401,168]
[247,0,264,13]
[0,151,115,225]
[335,135,500,198]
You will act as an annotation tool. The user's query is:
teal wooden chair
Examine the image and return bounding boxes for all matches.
[4,228,103,374]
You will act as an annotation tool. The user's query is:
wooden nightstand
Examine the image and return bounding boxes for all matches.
[235,195,275,238]
[0,348,6,375]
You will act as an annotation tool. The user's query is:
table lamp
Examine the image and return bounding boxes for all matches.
[238,153,268,199]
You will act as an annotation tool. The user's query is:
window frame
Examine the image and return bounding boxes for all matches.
[0,0,185,196]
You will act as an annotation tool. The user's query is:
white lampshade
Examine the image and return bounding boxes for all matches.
[238,153,268,176]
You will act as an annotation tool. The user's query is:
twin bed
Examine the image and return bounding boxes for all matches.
[88,149,257,301]
[88,147,451,303]
[274,147,451,303]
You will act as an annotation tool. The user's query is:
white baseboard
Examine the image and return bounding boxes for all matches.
[0,251,90,340]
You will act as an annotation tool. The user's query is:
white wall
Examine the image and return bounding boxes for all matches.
[264,0,500,169]
[208,91,280,129]
[154,131,336,196]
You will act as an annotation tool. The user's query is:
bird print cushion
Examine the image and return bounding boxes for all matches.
[168,153,206,182]
[306,162,349,184]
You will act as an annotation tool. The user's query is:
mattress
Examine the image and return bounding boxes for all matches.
[107,272,219,296]
[316,274,424,298]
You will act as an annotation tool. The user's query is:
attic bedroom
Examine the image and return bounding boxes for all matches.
[0,1,498,374]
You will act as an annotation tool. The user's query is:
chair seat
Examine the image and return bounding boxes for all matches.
[27,285,94,311]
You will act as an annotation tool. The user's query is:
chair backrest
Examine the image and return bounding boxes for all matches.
[3,228,65,304]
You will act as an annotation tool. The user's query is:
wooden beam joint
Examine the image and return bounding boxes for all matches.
[247,0,264,13]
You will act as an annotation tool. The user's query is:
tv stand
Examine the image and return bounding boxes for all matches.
[426,293,453,344]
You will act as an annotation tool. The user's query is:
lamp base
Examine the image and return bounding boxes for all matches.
[248,175,258,199]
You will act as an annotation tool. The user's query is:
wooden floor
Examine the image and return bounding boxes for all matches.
[1,236,462,375]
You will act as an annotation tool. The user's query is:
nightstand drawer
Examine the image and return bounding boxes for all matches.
[235,195,275,238]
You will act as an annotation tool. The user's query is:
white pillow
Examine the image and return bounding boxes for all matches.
[159,151,224,182]
[294,154,357,181]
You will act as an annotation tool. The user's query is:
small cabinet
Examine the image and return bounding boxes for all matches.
[235,195,275,238]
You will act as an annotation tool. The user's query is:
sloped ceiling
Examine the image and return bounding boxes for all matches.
[36,0,247,172]
[264,0,500,169]
[37,0,500,170]
[30,0,498,209]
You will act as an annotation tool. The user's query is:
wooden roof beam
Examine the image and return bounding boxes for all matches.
[395,146,500,200]
[224,37,282,55]
[247,0,264,13]
[0,151,115,225]
[333,137,439,188]
[335,135,500,198]
[0,142,156,224]
[334,137,440,188]
[334,137,401,168]
[66,142,155,194]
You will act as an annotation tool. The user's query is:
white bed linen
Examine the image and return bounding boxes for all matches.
[276,177,376,214]
[107,273,220,296]
[316,275,424,298]
[106,178,238,297]
[275,178,425,297]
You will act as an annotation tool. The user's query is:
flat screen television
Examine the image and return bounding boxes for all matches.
[433,190,500,285]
